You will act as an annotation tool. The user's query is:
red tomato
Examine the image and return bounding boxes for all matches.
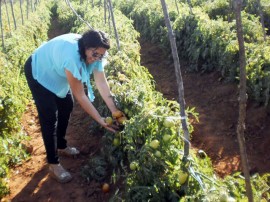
[102,183,110,193]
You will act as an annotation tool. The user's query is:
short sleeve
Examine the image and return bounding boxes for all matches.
[91,59,107,72]
[63,59,82,81]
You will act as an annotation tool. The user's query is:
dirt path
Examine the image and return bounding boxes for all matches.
[2,19,270,202]
[2,17,114,202]
[3,101,114,202]
[140,40,270,177]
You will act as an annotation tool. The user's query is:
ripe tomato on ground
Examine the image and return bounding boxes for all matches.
[102,183,110,193]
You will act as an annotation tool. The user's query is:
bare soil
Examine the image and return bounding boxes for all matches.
[140,41,270,178]
[2,21,270,202]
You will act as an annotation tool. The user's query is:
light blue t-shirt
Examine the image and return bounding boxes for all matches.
[31,33,107,102]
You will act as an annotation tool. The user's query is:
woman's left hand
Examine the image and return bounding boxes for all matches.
[99,117,119,133]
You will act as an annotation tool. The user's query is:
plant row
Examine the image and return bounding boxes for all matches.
[0,0,42,48]
[0,1,52,198]
[56,1,269,201]
[115,0,270,106]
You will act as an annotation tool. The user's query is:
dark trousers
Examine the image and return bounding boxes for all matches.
[24,56,74,164]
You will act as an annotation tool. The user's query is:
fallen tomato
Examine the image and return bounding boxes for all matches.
[102,183,110,193]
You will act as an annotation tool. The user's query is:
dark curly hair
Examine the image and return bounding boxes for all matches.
[78,30,110,61]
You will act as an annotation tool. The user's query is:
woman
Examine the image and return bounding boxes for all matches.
[24,30,124,183]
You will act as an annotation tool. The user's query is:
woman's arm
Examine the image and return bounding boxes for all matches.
[65,69,116,133]
[93,70,119,114]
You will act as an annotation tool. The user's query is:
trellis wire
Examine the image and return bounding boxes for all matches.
[26,0,29,19]
[65,0,120,51]
[103,0,107,24]
[4,0,11,35]
[0,0,4,48]
[65,0,94,30]
[10,0,16,30]
[107,0,120,50]
[19,0,24,25]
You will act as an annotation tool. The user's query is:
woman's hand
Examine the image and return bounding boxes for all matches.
[98,117,119,133]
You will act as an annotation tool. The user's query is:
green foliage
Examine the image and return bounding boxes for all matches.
[56,1,78,30]
[245,0,270,34]
[0,132,31,199]
[0,0,51,138]
[181,0,270,34]
[55,1,270,201]
[245,43,270,104]
[117,0,270,106]
[81,156,108,182]
[0,54,29,137]
[0,135,29,196]
[0,0,269,201]
[0,0,53,198]
[202,0,231,20]
[0,180,9,199]
[115,0,171,47]
[223,172,270,201]
[4,14,50,68]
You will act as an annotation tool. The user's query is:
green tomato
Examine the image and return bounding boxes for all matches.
[107,80,114,88]
[163,134,171,142]
[163,118,175,128]
[148,103,156,109]
[115,132,121,138]
[149,140,160,149]
[219,193,229,202]
[227,197,236,202]
[0,104,3,111]
[105,116,113,125]
[113,138,120,146]
[129,161,137,170]
[155,150,161,158]
[179,170,188,184]
[124,108,129,114]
